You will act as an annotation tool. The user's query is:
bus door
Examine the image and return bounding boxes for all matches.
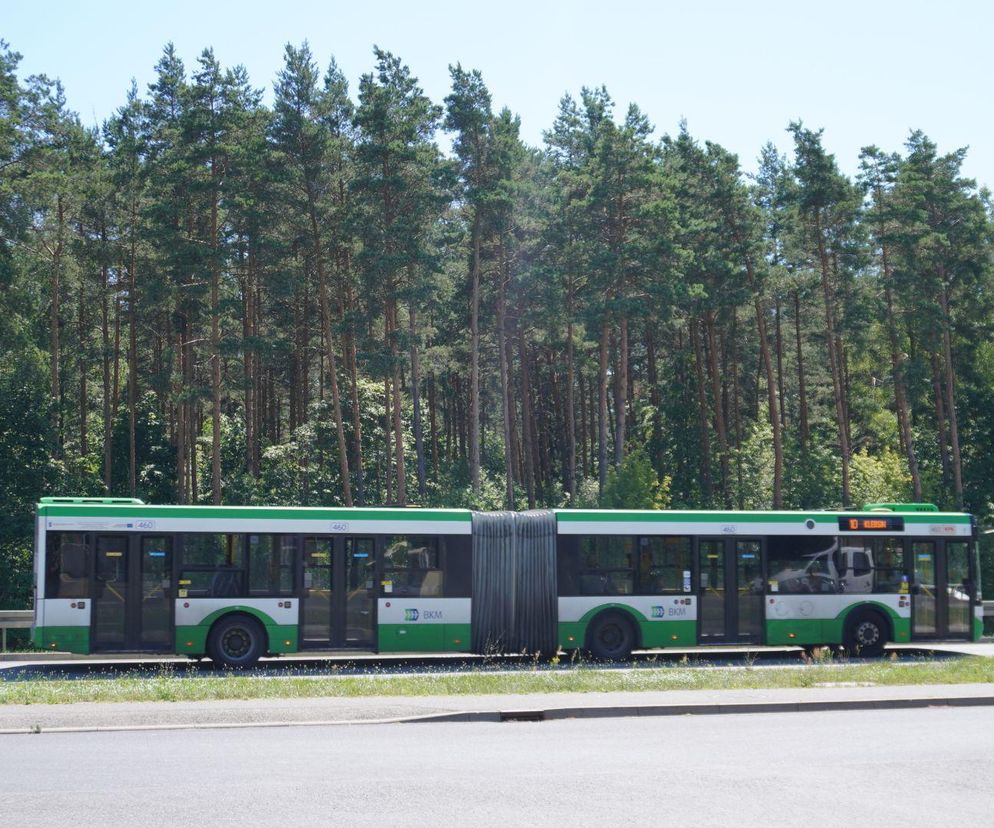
[91,534,173,652]
[910,539,971,640]
[301,536,377,649]
[697,537,765,644]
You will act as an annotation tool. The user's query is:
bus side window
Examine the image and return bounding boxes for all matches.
[833,549,847,575]
[45,533,90,599]
[852,551,871,577]
[443,536,473,598]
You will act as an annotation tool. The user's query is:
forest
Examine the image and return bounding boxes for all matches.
[2,39,993,608]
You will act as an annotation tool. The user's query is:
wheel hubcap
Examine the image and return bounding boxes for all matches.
[222,628,250,658]
[600,624,624,652]
[856,622,879,646]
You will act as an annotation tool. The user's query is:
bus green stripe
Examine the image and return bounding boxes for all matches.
[33,625,90,654]
[555,510,970,524]
[39,505,472,522]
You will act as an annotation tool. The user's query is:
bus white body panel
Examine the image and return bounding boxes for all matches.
[558,595,698,623]
[768,594,908,621]
[40,598,91,627]
[175,598,298,627]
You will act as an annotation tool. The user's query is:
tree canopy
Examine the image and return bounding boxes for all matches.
[2,38,994,607]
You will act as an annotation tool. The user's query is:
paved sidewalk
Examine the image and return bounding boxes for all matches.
[2,682,994,734]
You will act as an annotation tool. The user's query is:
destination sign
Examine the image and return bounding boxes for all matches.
[837,516,905,532]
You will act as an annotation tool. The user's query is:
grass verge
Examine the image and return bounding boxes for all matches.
[2,655,994,705]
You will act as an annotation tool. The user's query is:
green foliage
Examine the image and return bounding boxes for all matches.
[435,469,510,511]
[0,346,59,539]
[849,447,912,507]
[0,540,31,609]
[600,448,671,510]
[570,477,602,509]
[109,392,176,504]
[2,36,994,617]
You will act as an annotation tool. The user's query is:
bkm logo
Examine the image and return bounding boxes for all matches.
[404,609,419,622]
[651,606,665,618]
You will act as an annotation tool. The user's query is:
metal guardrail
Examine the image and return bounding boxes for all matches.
[0,610,32,652]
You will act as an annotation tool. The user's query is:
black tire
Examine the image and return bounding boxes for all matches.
[586,612,637,661]
[207,614,266,669]
[843,610,888,658]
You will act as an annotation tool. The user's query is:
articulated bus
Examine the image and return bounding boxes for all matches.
[33,498,982,667]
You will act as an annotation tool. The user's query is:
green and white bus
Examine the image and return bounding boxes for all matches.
[33,498,982,667]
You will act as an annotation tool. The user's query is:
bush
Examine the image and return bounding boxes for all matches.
[600,448,671,510]
[849,447,912,506]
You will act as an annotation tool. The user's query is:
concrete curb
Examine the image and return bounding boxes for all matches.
[0,715,421,736]
[3,693,993,735]
[412,694,994,723]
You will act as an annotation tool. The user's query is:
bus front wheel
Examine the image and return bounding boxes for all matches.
[207,614,266,669]
[586,612,636,661]
[843,610,888,658]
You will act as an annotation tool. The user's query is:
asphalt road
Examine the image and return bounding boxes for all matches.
[2,706,991,826]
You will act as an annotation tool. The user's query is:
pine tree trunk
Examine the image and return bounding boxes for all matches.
[814,213,850,504]
[752,297,784,508]
[77,238,88,457]
[242,246,256,477]
[939,282,963,507]
[101,226,112,492]
[111,289,121,436]
[506,335,521,488]
[730,315,744,507]
[468,212,482,493]
[930,352,951,489]
[794,290,809,450]
[519,328,536,508]
[210,191,222,505]
[726,212,783,507]
[597,323,610,493]
[576,371,589,477]
[50,195,65,456]
[535,350,551,499]
[690,318,713,499]
[497,251,514,508]
[308,202,352,506]
[175,326,186,503]
[409,302,427,501]
[775,295,787,430]
[565,274,577,501]
[189,400,198,503]
[705,311,731,505]
[428,372,439,482]
[383,373,393,504]
[344,276,365,505]
[389,300,407,505]
[883,264,921,500]
[614,316,628,466]
[128,235,138,498]
[588,372,597,479]
[646,328,663,475]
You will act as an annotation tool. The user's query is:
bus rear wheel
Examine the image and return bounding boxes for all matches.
[843,610,888,658]
[207,614,266,669]
[586,612,636,661]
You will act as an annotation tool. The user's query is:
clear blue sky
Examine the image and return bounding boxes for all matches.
[5,0,992,184]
